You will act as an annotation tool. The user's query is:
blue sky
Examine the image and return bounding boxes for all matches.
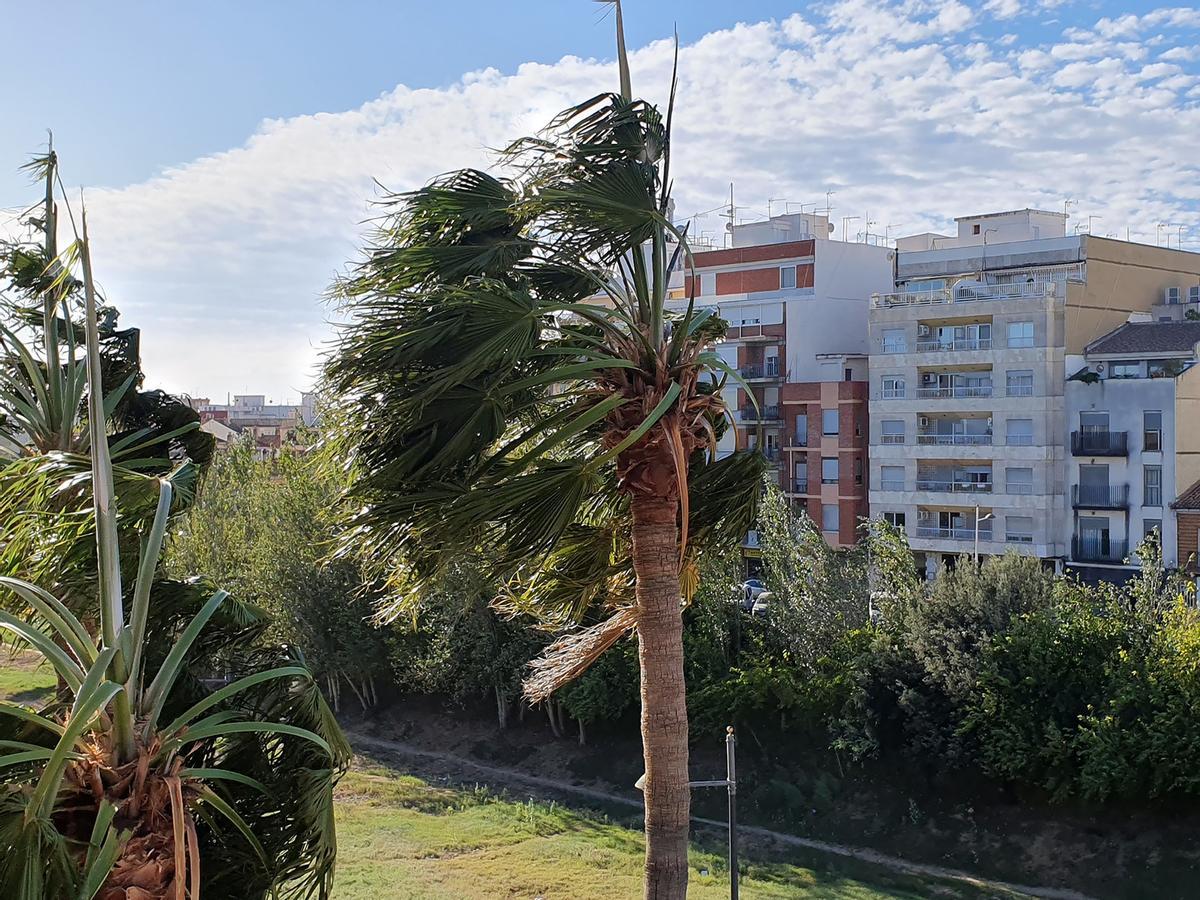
[3,0,1199,401]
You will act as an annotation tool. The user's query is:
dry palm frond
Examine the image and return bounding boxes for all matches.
[523,605,639,702]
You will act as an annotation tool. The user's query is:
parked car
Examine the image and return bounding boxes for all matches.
[740,579,766,610]
[751,590,775,617]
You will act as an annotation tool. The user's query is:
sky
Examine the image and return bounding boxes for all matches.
[2,0,1199,403]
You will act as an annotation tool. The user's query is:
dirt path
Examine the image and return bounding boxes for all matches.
[346,730,1097,900]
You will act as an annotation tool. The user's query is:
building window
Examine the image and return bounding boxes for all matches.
[1006,467,1034,494]
[1144,411,1162,452]
[881,328,906,353]
[880,465,904,491]
[882,376,905,399]
[821,457,839,484]
[1109,362,1140,379]
[700,273,716,296]
[765,354,780,377]
[822,409,839,436]
[845,367,853,382]
[1144,466,1162,507]
[1006,515,1034,544]
[883,511,906,529]
[1143,518,1162,540]
[881,420,904,444]
[1007,418,1034,446]
[972,224,981,235]
[793,414,808,446]
[822,503,840,533]
[1006,370,1034,397]
[1007,321,1034,349]
[854,457,863,485]
[780,265,797,290]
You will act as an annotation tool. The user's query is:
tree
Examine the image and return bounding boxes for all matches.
[323,5,762,895]
[0,175,347,897]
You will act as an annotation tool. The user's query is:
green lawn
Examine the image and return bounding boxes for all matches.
[334,766,1020,900]
[0,653,56,706]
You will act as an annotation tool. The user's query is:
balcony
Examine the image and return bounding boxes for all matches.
[739,364,784,382]
[791,479,809,494]
[739,405,782,422]
[916,432,992,446]
[1072,484,1129,510]
[784,434,808,448]
[1072,537,1128,564]
[916,385,992,399]
[872,281,1057,309]
[880,433,905,445]
[1006,531,1034,544]
[760,447,781,462]
[1071,431,1128,456]
[915,525,993,542]
[915,337,993,352]
[915,479,993,494]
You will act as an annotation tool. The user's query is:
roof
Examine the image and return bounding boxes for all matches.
[953,208,1067,221]
[1172,479,1200,511]
[1086,321,1200,356]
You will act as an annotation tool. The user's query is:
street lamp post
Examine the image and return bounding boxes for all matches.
[974,504,994,566]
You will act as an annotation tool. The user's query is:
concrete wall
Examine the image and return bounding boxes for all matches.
[1175,364,1200,499]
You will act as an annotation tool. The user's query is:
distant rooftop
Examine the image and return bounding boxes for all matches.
[953,208,1067,222]
[1086,321,1200,356]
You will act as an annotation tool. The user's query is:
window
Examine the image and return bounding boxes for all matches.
[765,354,780,377]
[1144,466,1162,507]
[1007,418,1033,446]
[881,420,905,444]
[780,265,797,290]
[880,465,904,491]
[845,367,853,382]
[883,511,906,529]
[1006,369,1034,397]
[699,273,716,296]
[822,504,840,533]
[854,457,863,485]
[1148,360,1179,378]
[822,409,839,436]
[1143,519,1162,540]
[1006,515,1034,544]
[881,328,906,353]
[882,376,905,399]
[972,224,981,235]
[1109,362,1140,379]
[793,414,808,446]
[821,457,839,484]
[1007,321,1034,348]
[1006,467,1033,495]
[1144,411,1162,452]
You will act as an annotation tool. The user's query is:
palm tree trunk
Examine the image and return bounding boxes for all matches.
[631,494,689,900]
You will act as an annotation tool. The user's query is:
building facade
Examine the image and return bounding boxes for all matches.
[868,209,1200,577]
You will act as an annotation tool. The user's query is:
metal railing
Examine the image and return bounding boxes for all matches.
[879,479,905,491]
[917,432,992,446]
[880,433,905,444]
[1071,430,1128,456]
[916,385,992,399]
[915,337,993,352]
[1007,434,1034,446]
[1006,384,1035,397]
[916,525,993,542]
[1072,537,1128,564]
[1006,483,1034,495]
[739,364,783,380]
[739,405,782,422]
[792,480,809,494]
[1072,484,1129,509]
[880,341,907,354]
[784,435,808,447]
[882,387,906,399]
[915,479,993,493]
[872,281,1057,308]
[1006,532,1034,544]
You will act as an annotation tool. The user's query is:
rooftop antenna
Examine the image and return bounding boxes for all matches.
[724,182,735,248]
[1178,225,1186,249]
[885,224,903,245]
[841,215,860,242]
[825,190,835,219]
[1063,198,1076,221]
[768,198,786,218]
[1087,215,1101,234]
[1157,223,1168,247]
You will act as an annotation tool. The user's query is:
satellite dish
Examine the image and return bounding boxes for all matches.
[827,222,835,234]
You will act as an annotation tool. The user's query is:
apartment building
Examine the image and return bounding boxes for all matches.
[670,212,892,551]
[1065,321,1200,575]
[868,209,1200,577]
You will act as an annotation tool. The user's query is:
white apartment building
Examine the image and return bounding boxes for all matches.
[868,209,1200,578]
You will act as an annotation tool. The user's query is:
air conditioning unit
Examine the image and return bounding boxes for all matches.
[917,324,931,337]
[1189,285,1200,304]
[919,416,929,428]
[1165,286,1182,305]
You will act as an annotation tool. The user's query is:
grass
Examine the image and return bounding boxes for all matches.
[0,652,56,706]
[333,765,1022,899]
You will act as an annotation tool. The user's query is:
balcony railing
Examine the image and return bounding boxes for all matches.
[1072,484,1129,509]
[916,385,993,399]
[739,364,784,380]
[880,434,905,445]
[784,434,808,448]
[916,525,993,542]
[1071,430,1129,456]
[915,337,993,352]
[1006,532,1034,544]
[791,479,809,494]
[872,281,1057,308]
[1072,537,1128,564]
[1006,384,1035,397]
[915,479,993,494]
[917,432,992,446]
[739,405,782,422]
[879,479,905,491]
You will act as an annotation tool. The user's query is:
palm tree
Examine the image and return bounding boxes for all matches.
[0,183,348,896]
[324,5,763,896]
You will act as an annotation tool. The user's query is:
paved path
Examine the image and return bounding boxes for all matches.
[346,730,1097,900]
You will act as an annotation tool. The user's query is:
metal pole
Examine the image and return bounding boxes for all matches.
[974,504,980,567]
[726,726,738,900]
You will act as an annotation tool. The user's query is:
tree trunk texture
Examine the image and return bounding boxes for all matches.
[631,495,689,900]
[496,685,509,730]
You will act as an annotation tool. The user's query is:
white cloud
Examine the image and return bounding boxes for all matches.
[64,0,1200,399]
[985,0,1023,21]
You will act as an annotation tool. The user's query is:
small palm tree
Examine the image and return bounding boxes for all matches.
[325,5,762,896]
[0,206,348,896]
